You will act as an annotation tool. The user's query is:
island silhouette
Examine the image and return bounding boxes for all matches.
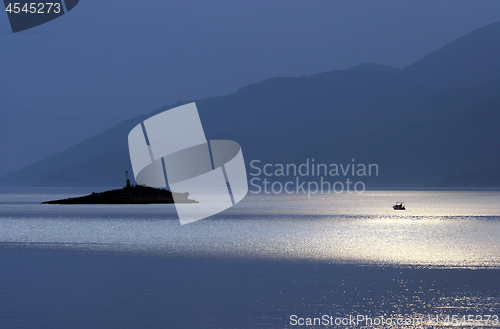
[43,172,197,205]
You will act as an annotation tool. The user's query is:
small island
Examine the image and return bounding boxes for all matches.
[42,175,197,205]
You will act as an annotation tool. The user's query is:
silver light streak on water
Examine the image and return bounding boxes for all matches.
[1,189,499,268]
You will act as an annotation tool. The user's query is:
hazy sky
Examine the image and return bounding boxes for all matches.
[1,0,500,120]
[2,0,500,177]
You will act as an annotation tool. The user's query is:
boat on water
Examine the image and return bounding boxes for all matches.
[393,202,405,210]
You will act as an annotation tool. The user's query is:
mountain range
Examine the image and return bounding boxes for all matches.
[2,22,500,188]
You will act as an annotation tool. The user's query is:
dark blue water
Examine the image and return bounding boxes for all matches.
[1,188,499,328]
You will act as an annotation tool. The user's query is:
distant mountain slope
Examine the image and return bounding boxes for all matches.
[0,69,433,187]
[3,69,500,188]
[403,22,500,89]
[3,21,500,187]
[0,93,52,176]
[0,115,147,186]
[0,92,138,178]
[348,63,402,75]
[37,149,132,186]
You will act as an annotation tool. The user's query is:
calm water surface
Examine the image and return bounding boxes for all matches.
[1,188,499,268]
[0,188,499,328]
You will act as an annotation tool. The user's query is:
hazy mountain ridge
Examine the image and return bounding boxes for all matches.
[0,91,143,178]
[402,21,500,89]
[348,63,402,75]
[2,22,500,187]
[0,115,148,186]
[8,69,430,186]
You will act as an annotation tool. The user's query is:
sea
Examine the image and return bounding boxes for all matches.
[0,187,499,328]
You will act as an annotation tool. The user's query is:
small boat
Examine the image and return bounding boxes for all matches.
[393,202,405,210]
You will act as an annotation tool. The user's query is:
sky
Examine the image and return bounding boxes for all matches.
[1,0,500,175]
